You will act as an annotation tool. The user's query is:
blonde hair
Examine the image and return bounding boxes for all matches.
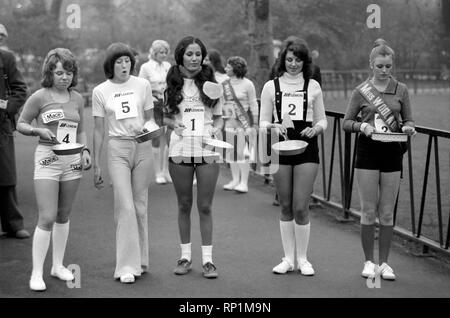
[149,40,170,60]
[369,38,395,66]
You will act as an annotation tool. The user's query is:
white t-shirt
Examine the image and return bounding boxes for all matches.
[92,76,153,137]
[169,78,222,157]
[138,59,171,99]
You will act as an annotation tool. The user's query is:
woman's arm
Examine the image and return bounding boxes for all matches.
[93,116,105,189]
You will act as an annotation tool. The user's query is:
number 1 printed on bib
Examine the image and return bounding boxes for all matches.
[182,105,205,137]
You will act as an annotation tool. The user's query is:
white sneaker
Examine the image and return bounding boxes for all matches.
[223,180,239,190]
[361,261,376,278]
[120,273,135,284]
[51,265,74,281]
[298,260,315,276]
[379,263,396,280]
[155,176,166,184]
[272,258,294,274]
[164,173,172,183]
[29,274,46,291]
[234,183,248,193]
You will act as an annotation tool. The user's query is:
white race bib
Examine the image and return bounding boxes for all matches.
[374,114,392,133]
[182,105,205,137]
[281,92,304,121]
[42,109,65,124]
[57,120,78,144]
[113,92,138,120]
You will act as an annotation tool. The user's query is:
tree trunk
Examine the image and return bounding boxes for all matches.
[246,0,274,98]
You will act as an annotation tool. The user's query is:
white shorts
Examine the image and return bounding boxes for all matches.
[34,145,82,182]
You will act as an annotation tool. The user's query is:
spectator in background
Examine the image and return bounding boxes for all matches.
[204,49,229,84]
[0,23,30,239]
[139,40,172,184]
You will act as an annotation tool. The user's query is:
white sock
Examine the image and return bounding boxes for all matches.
[52,221,70,269]
[229,163,240,184]
[238,163,250,187]
[180,243,192,262]
[279,220,295,266]
[152,147,162,177]
[295,222,311,264]
[201,245,213,265]
[32,226,51,277]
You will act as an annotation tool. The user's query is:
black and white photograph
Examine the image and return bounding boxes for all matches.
[0,0,449,309]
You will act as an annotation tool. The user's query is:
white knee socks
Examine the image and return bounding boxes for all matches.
[152,147,162,177]
[202,245,213,265]
[180,243,192,262]
[52,221,70,268]
[32,227,51,277]
[229,163,240,184]
[279,220,295,266]
[295,222,311,263]
[238,163,250,187]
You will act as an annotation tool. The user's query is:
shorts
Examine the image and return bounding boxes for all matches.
[34,144,82,181]
[355,135,403,172]
[153,98,164,127]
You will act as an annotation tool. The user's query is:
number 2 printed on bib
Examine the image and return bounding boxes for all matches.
[57,120,78,144]
[281,92,304,121]
[374,114,391,133]
[182,105,204,137]
[114,93,138,120]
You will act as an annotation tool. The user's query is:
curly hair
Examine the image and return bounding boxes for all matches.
[41,48,78,89]
[227,56,247,78]
[165,36,218,116]
[275,39,312,81]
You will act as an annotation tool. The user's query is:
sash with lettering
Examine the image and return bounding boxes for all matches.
[222,80,252,129]
[357,80,400,132]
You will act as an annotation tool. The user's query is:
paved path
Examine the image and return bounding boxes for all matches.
[1,124,450,298]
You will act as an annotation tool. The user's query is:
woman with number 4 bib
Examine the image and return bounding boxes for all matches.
[259,39,327,276]
[17,48,91,291]
[92,43,156,284]
[164,36,223,278]
[343,39,415,280]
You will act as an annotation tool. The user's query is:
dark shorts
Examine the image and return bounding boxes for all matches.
[355,135,403,172]
[153,98,164,127]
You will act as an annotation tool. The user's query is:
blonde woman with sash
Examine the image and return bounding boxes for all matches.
[221,56,258,193]
[343,39,415,280]
[260,39,327,276]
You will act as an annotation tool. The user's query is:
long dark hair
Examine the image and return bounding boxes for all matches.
[165,36,218,115]
[208,49,226,74]
[275,39,312,81]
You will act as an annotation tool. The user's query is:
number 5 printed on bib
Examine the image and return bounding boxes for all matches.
[57,120,78,144]
[281,92,304,121]
[182,105,205,137]
[114,93,138,120]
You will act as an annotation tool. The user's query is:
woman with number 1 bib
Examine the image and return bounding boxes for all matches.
[259,39,327,276]
[164,36,223,278]
[343,39,415,280]
[92,43,156,284]
[17,48,91,291]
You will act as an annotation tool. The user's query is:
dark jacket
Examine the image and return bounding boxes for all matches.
[0,49,27,185]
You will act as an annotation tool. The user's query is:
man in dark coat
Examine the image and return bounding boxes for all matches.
[0,24,29,238]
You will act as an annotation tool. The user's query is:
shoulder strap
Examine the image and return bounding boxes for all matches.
[274,77,282,123]
[356,80,400,131]
[302,79,309,122]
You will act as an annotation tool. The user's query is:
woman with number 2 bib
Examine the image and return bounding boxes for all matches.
[343,39,415,281]
[17,48,91,291]
[92,43,156,284]
[164,36,223,278]
[259,39,327,276]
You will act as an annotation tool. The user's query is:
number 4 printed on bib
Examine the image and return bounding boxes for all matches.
[57,120,78,144]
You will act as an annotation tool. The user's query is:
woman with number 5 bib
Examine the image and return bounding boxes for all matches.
[92,43,156,284]
[17,48,92,291]
[259,39,327,276]
[164,36,223,278]
[343,39,415,281]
